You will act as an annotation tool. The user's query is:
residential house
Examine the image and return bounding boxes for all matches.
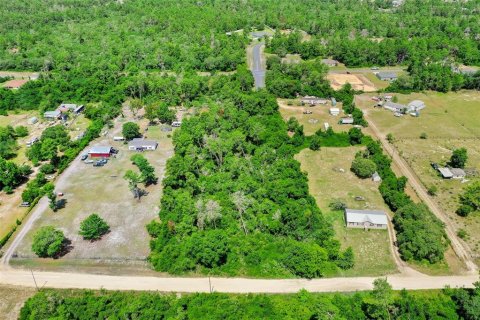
[407,100,425,112]
[383,101,406,113]
[438,167,454,179]
[301,96,328,105]
[128,139,158,151]
[44,110,61,120]
[321,59,339,67]
[345,208,388,229]
[450,168,466,179]
[376,71,398,81]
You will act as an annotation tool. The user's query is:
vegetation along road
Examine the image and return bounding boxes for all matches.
[363,109,478,273]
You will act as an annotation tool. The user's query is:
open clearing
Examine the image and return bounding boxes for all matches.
[12,113,174,273]
[356,90,480,268]
[327,73,377,92]
[0,285,36,319]
[277,99,348,135]
[295,147,398,276]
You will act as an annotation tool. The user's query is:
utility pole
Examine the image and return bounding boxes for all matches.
[30,269,39,291]
[208,276,213,293]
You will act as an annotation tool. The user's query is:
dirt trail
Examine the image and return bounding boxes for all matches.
[363,109,478,273]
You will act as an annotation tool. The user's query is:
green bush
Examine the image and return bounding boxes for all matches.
[351,157,377,179]
[31,226,65,258]
[79,214,110,240]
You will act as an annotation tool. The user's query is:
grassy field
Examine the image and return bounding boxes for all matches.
[296,148,398,276]
[277,99,349,135]
[0,285,36,319]
[356,90,480,267]
[13,115,174,273]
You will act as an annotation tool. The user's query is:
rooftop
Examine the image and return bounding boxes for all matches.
[3,79,28,89]
[128,138,158,148]
[89,146,112,154]
[376,71,398,79]
[438,167,453,178]
[384,101,406,110]
[407,100,425,108]
[345,209,388,225]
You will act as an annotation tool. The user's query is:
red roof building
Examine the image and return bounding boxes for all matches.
[3,79,29,89]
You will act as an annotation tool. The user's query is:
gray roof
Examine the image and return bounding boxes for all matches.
[341,117,354,124]
[384,101,406,111]
[376,71,398,79]
[128,138,158,148]
[438,167,453,178]
[44,110,61,117]
[345,209,388,225]
[88,146,112,154]
[407,100,425,108]
[450,168,466,177]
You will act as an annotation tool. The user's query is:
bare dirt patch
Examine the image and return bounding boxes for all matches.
[0,285,36,319]
[327,73,377,92]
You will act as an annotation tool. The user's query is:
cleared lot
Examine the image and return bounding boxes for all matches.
[327,73,377,92]
[12,118,173,273]
[296,147,398,276]
[0,285,36,319]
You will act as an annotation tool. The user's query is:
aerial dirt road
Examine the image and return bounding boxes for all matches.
[363,109,478,273]
[0,267,477,293]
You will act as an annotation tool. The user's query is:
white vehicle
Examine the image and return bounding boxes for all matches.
[171,121,182,127]
[113,136,125,141]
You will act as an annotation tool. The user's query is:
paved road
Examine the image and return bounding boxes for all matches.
[251,43,265,89]
[0,267,477,293]
[363,109,478,273]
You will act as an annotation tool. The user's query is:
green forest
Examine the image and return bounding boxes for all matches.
[19,280,480,320]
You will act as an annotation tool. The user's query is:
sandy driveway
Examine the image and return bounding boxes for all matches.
[363,109,478,273]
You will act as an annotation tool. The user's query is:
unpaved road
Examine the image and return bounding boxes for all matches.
[0,267,477,293]
[363,109,478,273]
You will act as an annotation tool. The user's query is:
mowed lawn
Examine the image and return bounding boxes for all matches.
[14,125,174,272]
[296,148,398,276]
[356,90,480,139]
[278,99,348,135]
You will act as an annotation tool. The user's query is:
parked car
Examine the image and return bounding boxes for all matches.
[371,66,379,70]
[93,161,104,167]
[431,162,439,170]
[303,110,313,114]
[81,154,88,161]
[111,148,119,154]
[84,159,94,164]
[57,192,64,196]
[20,202,30,207]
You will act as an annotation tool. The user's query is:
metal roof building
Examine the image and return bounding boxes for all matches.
[345,208,388,229]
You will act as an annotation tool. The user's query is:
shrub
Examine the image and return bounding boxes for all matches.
[457,229,468,240]
[309,135,321,151]
[31,226,65,258]
[14,126,29,137]
[456,204,473,217]
[449,148,468,168]
[427,185,438,196]
[420,132,427,139]
[351,158,377,179]
[329,199,346,211]
[348,127,363,145]
[39,164,56,174]
[122,122,141,140]
[79,214,110,240]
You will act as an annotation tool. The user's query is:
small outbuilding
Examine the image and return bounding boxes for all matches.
[128,138,158,151]
[28,117,38,125]
[407,100,425,111]
[438,167,454,179]
[376,72,398,81]
[301,96,328,105]
[372,172,382,182]
[345,208,388,229]
[88,146,112,158]
[340,117,354,124]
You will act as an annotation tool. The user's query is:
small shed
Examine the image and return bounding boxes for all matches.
[345,208,388,229]
[88,146,112,158]
[128,139,158,151]
[340,117,354,124]
[330,107,340,116]
[324,122,330,131]
[372,172,382,182]
[438,167,453,179]
[407,100,425,111]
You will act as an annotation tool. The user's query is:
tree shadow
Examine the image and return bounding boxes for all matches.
[53,238,74,259]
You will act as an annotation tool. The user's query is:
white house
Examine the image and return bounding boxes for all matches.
[128,138,158,151]
[330,107,340,116]
[345,208,388,229]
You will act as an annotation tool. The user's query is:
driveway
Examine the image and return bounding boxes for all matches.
[250,43,266,89]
